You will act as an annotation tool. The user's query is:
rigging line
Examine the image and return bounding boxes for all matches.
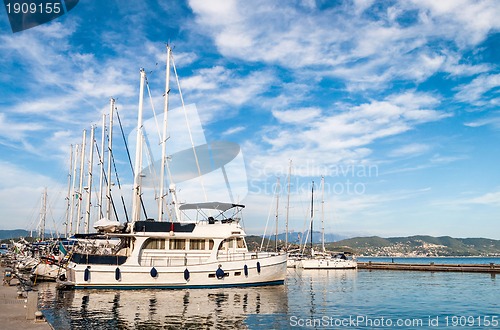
[94,142,105,220]
[138,133,150,220]
[47,201,60,238]
[116,108,147,218]
[260,191,276,251]
[171,55,208,202]
[116,109,135,178]
[141,126,160,200]
[108,149,123,223]
[145,77,163,143]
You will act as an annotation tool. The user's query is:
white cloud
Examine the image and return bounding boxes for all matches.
[272,107,322,124]
[248,91,450,176]
[0,161,66,230]
[389,143,431,158]
[454,74,500,106]
[188,0,500,91]
[222,126,245,136]
[464,191,500,205]
[464,116,500,128]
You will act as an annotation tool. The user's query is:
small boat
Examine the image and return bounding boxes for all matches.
[296,251,357,269]
[295,178,357,270]
[58,202,287,289]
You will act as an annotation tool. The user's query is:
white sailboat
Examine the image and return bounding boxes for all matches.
[57,46,287,289]
[296,178,357,270]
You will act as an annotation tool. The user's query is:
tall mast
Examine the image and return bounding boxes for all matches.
[106,98,115,220]
[97,113,106,218]
[310,181,314,255]
[275,177,280,252]
[76,129,86,233]
[84,125,95,234]
[285,160,291,251]
[321,176,325,253]
[132,69,146,223]
[69,144,79,235]
[39,188,47,241]
[158,45,171,222]
[65,144,73,238]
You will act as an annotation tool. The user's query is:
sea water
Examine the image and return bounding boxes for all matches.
[38,258,500,329]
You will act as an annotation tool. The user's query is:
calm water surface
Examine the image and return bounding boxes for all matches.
[38,258,500,329]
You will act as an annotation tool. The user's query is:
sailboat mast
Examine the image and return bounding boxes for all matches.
[39,187,47,241]
[106,98,115,221]
[65,144,73,238]
[84,125,95,234]
[321,176,325,253]
[310,181,314,254]
[285,160,291,251]
[158,45,171,222]
[69,144,79,235]
[98,113,106,218]
[132,69,146,223]
[275,177,280,252]
[76,129,86,233]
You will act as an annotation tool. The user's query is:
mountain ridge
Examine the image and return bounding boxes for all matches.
[327,235,500,256]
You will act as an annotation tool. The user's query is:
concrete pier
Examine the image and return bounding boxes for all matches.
[0,266,53,330]
[358,261,500,273]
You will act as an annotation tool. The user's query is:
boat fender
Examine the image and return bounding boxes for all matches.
[150,267,158,278]
[115,267,121,281]
[244,264,248,277]
[216,265,224,279]
[84,266,90,281]
[256,262,261,274]
[184,268,190,281]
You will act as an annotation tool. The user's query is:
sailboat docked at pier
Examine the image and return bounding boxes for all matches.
[296,179,357,270]
[57,46,286,289]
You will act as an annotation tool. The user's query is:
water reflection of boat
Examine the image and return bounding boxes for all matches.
[39,283,288,329]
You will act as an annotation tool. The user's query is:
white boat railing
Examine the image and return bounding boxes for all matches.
[141,251,284,267]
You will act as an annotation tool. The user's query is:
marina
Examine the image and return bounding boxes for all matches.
[1,2,499,329]
[37,259,500,329]
[2,256,500,329]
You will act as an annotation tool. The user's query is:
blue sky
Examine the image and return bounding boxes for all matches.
[1,0,500,239]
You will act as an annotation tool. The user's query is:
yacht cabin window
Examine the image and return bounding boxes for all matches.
[144,239,165,250]
[169,239,186,250]
[190,239,205,250]
[236,237,246,249]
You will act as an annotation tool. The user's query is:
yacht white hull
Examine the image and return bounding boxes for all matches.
[60,253,287,289]
[296,258,357,270]
[32,262,65,281]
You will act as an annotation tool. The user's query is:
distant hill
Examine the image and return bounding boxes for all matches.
[276,231,347,244]
[0,229,31,240]
[327,235,500,256]
[247,234,500,256]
